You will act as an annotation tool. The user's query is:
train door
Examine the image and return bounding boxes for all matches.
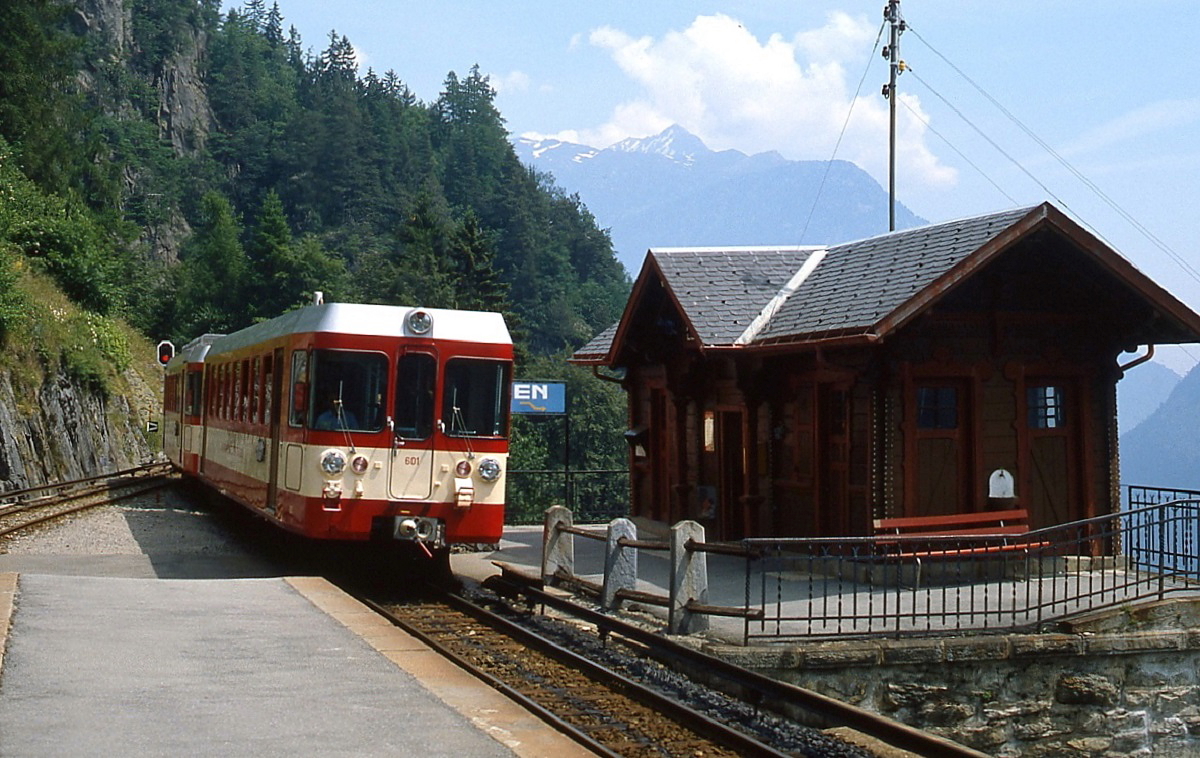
[266,349,284,513]
[389,350,436,500]
[199,365,212,475]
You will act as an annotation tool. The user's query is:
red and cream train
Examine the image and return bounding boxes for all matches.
[163,301,513,555]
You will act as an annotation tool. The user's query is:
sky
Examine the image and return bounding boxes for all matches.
[229,1,1200,371]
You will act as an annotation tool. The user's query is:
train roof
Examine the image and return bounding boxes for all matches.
[191,303,511,362]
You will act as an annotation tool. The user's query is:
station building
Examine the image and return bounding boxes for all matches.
[571,203,1200,540]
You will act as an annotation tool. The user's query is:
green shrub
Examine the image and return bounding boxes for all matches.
[0,245,25,340]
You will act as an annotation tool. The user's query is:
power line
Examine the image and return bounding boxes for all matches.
[895,96,1020,206]
[798,19,887,243]
[906,25,1200,288]
[907,69,1084,218]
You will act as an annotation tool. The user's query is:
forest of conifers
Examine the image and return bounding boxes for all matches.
[0,0,631,521]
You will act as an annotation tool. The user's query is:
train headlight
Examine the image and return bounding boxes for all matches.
[320,449,347,477]
[406,309,433,335]
[350,454,369,475]
[478,457,502,482]
[455,459,472,477]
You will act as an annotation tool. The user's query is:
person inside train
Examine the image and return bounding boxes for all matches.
[314,390,358,430]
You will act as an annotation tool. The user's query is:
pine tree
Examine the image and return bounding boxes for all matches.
[0,0,90,198]
[450,210,508,314]
[176,191,251,335]
[245,189,292,317]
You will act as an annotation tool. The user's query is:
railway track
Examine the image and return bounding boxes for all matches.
[369,591,806,757]
[359,571,992,758]
[0,463,175,540]
[365,580,939,758]
[483,573,990,757]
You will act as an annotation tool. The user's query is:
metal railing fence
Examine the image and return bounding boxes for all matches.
[741,499,1200,642]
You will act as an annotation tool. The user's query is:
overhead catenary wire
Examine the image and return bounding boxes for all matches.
[895,95,1020,207]
[797,19,887,244]
[906,25,1200,289]
[906,68,1083,218]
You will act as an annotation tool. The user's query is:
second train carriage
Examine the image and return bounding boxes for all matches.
[163,302,513,552]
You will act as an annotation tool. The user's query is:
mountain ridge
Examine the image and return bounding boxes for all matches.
[514,124,925,272]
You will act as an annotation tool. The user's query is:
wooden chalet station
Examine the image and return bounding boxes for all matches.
[572,203,1200,540]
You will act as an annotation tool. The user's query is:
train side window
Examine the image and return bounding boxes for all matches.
[224,363,233,420]
[218,364,228,420]
[289,350,309,427]
[240,360,250,422]
[395,353,435,439]
[250,358,260,424]
[186,372,202,417]
[235,363,244,421]
[263,355,273,425]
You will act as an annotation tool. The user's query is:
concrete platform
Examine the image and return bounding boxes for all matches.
[0,571,592,757]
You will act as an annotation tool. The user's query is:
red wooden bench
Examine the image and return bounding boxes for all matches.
[871,508,1045,585]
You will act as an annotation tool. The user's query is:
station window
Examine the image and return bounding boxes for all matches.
[916,386,958,430]
[442,358,511,437]
[1028,385,1065,429]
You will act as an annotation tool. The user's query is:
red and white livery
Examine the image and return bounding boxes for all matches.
[163,302,512,552]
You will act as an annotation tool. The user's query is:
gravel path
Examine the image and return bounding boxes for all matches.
[0,487,280,578]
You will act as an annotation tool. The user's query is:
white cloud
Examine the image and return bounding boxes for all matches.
[490,70,531,94]
[578,12,956,189]
[1064,99,1200,158]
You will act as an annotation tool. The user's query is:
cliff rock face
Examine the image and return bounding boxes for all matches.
[73,0,214,265]
[0,367,156,491]
[157,25,214,155]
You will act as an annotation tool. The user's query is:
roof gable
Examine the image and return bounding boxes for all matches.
[571,202,1200,364]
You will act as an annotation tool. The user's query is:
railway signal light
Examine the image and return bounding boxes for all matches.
[157,340,175,366]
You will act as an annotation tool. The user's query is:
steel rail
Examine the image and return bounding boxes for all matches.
[358,596,624,758]
[0,469,174,538]
[486,573,989,758]
[363,592,793,758]
[0,463,171,503]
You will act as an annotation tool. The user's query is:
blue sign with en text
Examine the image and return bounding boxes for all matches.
[511,381,566,414]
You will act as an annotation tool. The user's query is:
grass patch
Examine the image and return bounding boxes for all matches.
[1,266,157,403]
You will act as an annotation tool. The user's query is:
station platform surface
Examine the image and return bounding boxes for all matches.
[0,571,592,757]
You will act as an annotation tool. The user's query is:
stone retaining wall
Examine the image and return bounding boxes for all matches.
[707,598,1200,757]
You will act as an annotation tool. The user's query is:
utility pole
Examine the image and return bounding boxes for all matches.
[882,0,905,231]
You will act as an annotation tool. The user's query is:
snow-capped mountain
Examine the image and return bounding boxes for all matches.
[514,124,925,273]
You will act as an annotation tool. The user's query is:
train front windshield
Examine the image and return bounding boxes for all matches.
[442,359,511,437]
[309,350,388,432]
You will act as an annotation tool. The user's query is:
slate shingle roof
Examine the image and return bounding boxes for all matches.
[572,203,1200,363]
[757,206,1035,341]
[573,322,618,361]
[653,247,822,345]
